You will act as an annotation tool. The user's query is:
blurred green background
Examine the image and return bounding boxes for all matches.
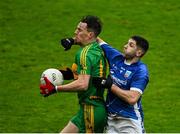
[0,0,180,132]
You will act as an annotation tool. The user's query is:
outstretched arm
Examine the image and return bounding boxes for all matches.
[96,37,123,65]
[40,74,90,97]
[96,37,105,44]
[56,74,90,92]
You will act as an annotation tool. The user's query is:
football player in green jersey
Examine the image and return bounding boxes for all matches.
[40,15,107,133]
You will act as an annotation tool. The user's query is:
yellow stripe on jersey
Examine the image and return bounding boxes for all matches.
[90,105,94,132]
[99,59,103,77]
[80,45,91,74]
[84,104,94,133]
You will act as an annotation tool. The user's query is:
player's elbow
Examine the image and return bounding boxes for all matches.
[127,98,138,105]
[76,75,90,91]
[126,90,141,105]
[126,96,140,105]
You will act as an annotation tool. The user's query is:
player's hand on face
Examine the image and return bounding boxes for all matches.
[60,38,74,51]
[40,77,57,97]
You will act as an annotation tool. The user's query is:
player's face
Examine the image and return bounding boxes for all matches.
[74,22,91,45]
[123,38,139,59]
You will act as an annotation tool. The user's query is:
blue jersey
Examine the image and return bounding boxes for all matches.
[100,43,149,121]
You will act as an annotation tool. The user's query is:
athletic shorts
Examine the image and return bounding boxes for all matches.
[106,113,145,133]
[71,103,107,133]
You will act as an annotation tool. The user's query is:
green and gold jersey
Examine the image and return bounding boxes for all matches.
[74,41,107,106]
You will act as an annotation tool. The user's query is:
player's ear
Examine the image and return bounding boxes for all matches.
[136,49,143,57]
[88,32,95,39]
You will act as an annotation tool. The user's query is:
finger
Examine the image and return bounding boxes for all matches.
[44,77,51,85]
[40,90,45,95]
[40,84,46,90]
[40,89,49,97]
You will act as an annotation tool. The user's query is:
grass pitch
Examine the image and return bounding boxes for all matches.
[0,0,180,132]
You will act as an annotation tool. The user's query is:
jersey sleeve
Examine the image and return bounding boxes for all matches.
[130,65,149,94]
[100,42,123,63]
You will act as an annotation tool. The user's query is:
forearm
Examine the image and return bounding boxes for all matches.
[57,80,87,92]
[56,75,90,92]
[111,84,140,105]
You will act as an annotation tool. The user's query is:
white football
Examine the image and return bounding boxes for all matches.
[40,68,64,86]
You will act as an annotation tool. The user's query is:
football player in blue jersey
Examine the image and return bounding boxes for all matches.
[92,36,149,133]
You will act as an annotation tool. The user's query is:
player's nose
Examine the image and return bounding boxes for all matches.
[124,44,128,49]
[74,29,78,35]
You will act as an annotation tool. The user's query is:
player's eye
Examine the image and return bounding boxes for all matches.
[78,28,83,32]
[129,42,134,47]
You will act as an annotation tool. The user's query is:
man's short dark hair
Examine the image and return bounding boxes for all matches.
[81,15,102,37]
[131,35,149,55]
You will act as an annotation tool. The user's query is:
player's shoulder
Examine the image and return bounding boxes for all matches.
[87,43,103,54]
[136,61,149,74]
[79,43,102,59]
[138,61,148,69]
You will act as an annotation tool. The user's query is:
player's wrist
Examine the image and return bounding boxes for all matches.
[55,85,62,92]
[55,86,58,92]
